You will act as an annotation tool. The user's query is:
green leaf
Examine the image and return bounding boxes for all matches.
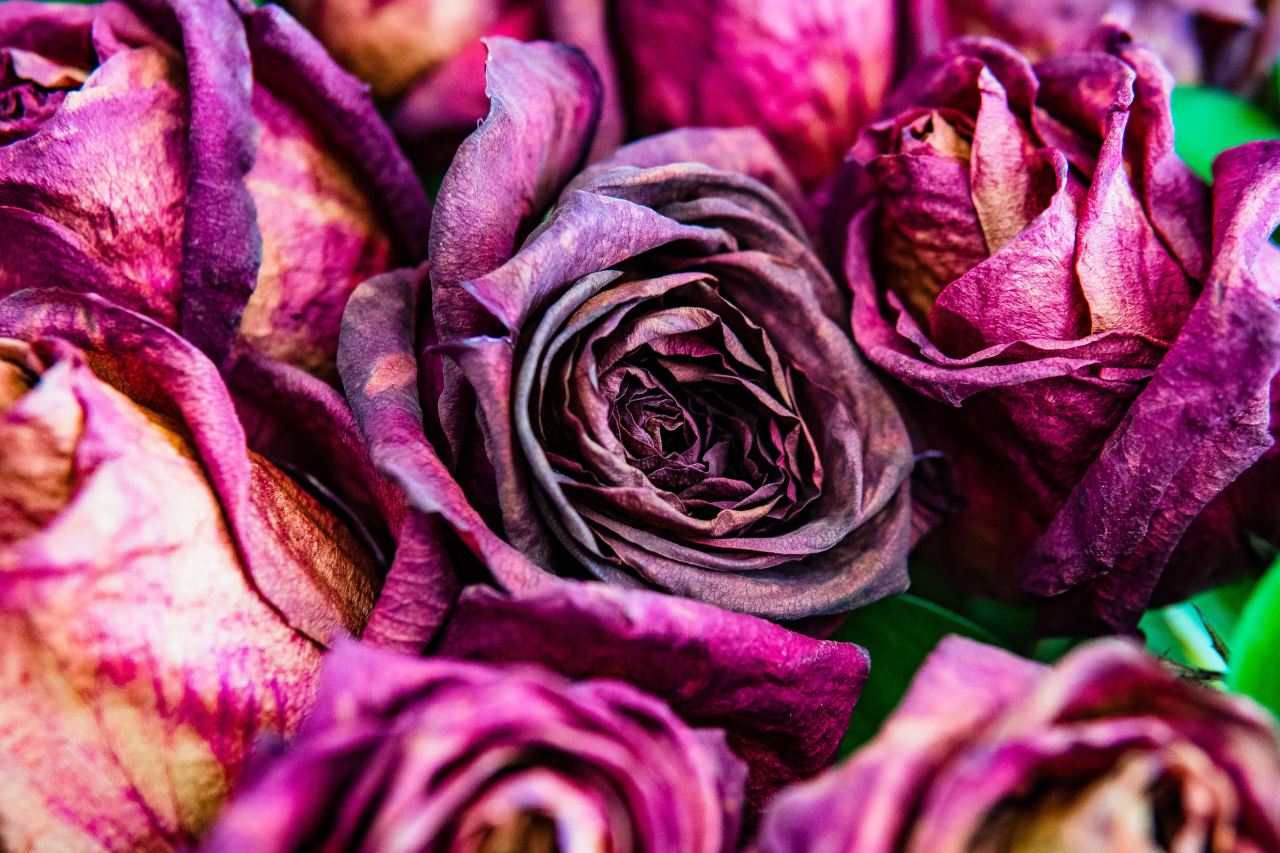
[830,594,1001,756]
[1140,574,1256,677]
[1171,86,1280,182]
[1227,558,1280,717]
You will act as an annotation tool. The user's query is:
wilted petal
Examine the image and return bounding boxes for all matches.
[0,289,384,850]
[0,290,379,644]
[435,580,871,803]
[203,642,748,852]
[759,637,1280,852]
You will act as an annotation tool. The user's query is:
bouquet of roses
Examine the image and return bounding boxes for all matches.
[3,0,1280,849]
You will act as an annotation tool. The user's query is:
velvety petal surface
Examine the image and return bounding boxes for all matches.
[202,642,747,853]
[759,637,1280,852]
[434,581,871,804]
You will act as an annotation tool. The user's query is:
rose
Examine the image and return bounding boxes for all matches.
[338,37,914,632]
[203,641,748,853]
[280,0,896,187]
[910,0,1280,91]
[840,28,1280,631]
[759,636,1280,852]
[0,0,430,379]
[434,580,871,805]
[0,290,380,850]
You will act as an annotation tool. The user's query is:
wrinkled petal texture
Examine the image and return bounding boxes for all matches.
[435,581,870,805]
[0,0,429,377]
[342,37,914,623]
[845,31,1280,630]
[203,642,747,853]
[759,636,1280,853]
[0,290,384,850]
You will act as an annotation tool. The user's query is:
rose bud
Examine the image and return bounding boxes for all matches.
[0,0,430,380]
[281,0,895,187]
[841,29,1280,632]
[203,642,748,853]
[435,580,871,805]
[910,0,1280,91]
[338,37,914,632]
[0,290,380,850]
[759,636,1280,852]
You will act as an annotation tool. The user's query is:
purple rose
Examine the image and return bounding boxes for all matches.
[281,0,896,187]
[204,641,748,852]
[840,28,1280,631]
[911,0,1280,92]
[0,0,430,379]
[0,290,380,850]
[759,636,1280,852]
[338,37,914,629]
[435,580,871,805]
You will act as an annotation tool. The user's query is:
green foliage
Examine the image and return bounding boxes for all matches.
[830,594,1001,755]
[1228,558,1280,718]
[1171,86,1280,182]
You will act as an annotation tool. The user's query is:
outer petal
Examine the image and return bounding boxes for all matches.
[237,0,431,257]
[608,0,895,188]
[1024,141,1280,629]
[426,36,602,473]
[0,329,329,850]
[0,290,379,645]
[125,0,261,367]
[760,637,1280,851]
[234,1,431,379]
[428,36,601,344]
[338,268,547,648]
[203,642,747,853]
[434,581,871,804]
[0,3,190,326]
[757,637,1043,853]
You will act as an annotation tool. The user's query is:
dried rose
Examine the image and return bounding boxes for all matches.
[0,0,430,378]
[203,641,747,853]
[759,636,1280,852]
[841,29,1280,631]
[0,290,380,850]
[435,580,871,805]
[338,37,914,630]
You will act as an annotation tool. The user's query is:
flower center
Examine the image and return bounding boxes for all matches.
[0,49,87,145]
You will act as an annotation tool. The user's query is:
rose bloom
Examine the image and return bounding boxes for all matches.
[759,636,1280,852]
[841,28,1280,631]
[338,37,914,630]
[434,580,872,804]
[0,0,430,379]
[204,642,747,853]
[910,0,1280,91]
[280,0,896,187]
[0,290,380,851]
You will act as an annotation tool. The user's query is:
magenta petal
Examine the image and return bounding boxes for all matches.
[428,36,602,345]
[129,0,261,368]
[759,637,1280,851]
[236,0,431,257]
[204,641,748,852]
[338,268,548,645]
[435,581,871,805]
[1024,141,1280,629]
[0,290,377,644]
[609,0,895,188]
